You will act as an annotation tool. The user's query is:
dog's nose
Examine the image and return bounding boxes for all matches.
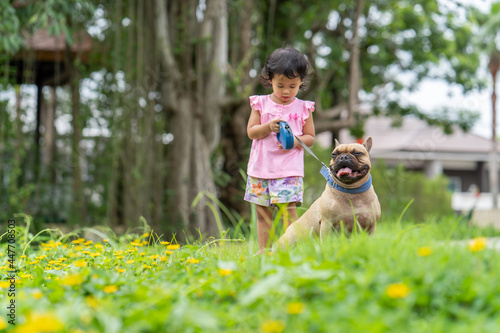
[338,154,351,162]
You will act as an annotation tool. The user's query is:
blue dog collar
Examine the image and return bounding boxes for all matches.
[321,166,372,194]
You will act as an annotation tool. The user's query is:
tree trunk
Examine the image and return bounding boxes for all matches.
[219,0,255,223]
[69,73,85,225]
[62,32,85,226]
[489,56,499,208]
[347,0,364,124]
[43,87,56,169]
[156,0,224,239]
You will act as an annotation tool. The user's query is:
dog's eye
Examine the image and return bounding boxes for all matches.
[352,152,364,157]
[331,152,339,158]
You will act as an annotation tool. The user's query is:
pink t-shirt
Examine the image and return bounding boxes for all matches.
[247,95,315,179]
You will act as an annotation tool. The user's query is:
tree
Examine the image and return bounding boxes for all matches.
[219,0,485,221]
[474,2,500,208]
[154,0,229,237]
[0,1,97,226]
[1,0,488,238]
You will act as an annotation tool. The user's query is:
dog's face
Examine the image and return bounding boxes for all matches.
[330,137,372,186]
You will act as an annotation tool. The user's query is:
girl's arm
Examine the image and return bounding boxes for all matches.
[294,109,315,148]
[247,107,281,140]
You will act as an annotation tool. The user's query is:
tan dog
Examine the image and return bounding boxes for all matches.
[276,137,381,248]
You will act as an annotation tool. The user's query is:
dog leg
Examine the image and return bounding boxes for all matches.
[275,200,322,249]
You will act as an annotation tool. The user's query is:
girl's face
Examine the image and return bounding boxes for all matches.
[270,74,303,105]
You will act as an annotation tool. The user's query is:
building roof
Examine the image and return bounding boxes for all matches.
[340,116,493,154]
[21,29,92,62]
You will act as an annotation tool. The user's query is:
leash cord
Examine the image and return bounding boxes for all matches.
[289,126,329,171]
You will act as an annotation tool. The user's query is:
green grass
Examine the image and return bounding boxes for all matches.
[1,216,500,332]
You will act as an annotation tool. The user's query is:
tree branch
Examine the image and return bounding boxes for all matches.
[154,0,180,81]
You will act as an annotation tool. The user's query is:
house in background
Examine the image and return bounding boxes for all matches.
[318,116,500,213]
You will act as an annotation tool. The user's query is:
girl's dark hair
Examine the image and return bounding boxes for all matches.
[259,46,313,90]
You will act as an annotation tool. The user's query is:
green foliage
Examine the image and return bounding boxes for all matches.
[0,2,24,54]
[303,145,453,222]
[0,0,492,234]
[260,0,484,132]
[0,98,35,224]
[371,161,454,221]
[2,218,500,332]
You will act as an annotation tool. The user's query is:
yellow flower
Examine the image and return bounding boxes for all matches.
[74,260,87,268]
[103,285,119,293]
[468,237,487,252]
[83,240,93,245]
[164,251,173,255]
[20,255,27,258]
[160,256,168,262]
[19,274,32,279]
[139,252,146,256]
[166,244,180,250]
[130,241,143,247]
[0,316,6,330]
[90,252,101,257]
[143,265,152,269]
[32,290,43,299]
[142,233,150,238]
[72,238,85,244]
[417,246,433,257]
[85,295,99,308]
[71,329,86,333]
[117,268,125,273]
[261,320,285,333]
[160,241,170,245]
[126,260,135,264]
[149,255,160,260]
[287,302,304,314]
[95,243,104,249]
[186,258,200,264]
[61,274,84,287]
[0,281,10,288]
[103,239,109,243]
[386,283,410,299]
[17,312,64,332]
[114,250,124,256]
[219,268,233,276]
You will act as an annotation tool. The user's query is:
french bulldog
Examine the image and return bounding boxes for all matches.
[276,137,381,248]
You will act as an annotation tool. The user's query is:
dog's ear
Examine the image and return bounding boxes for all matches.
[362,137,373,153]
[334,139,340,148]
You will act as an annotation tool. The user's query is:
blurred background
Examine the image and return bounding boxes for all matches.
[1,0,500,239]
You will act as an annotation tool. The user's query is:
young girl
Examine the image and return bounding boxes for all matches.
[245,46,315,251]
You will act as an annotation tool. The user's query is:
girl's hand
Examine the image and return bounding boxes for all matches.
[267,117,282,133]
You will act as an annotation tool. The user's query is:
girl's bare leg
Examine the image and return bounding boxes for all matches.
[256,204,274,251]
[282,202,299,230]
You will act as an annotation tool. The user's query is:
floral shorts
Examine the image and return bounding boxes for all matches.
[244,176,303,207]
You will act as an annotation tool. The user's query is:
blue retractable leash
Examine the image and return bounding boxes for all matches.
[277,121,333,183]
[277,121,372,194]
